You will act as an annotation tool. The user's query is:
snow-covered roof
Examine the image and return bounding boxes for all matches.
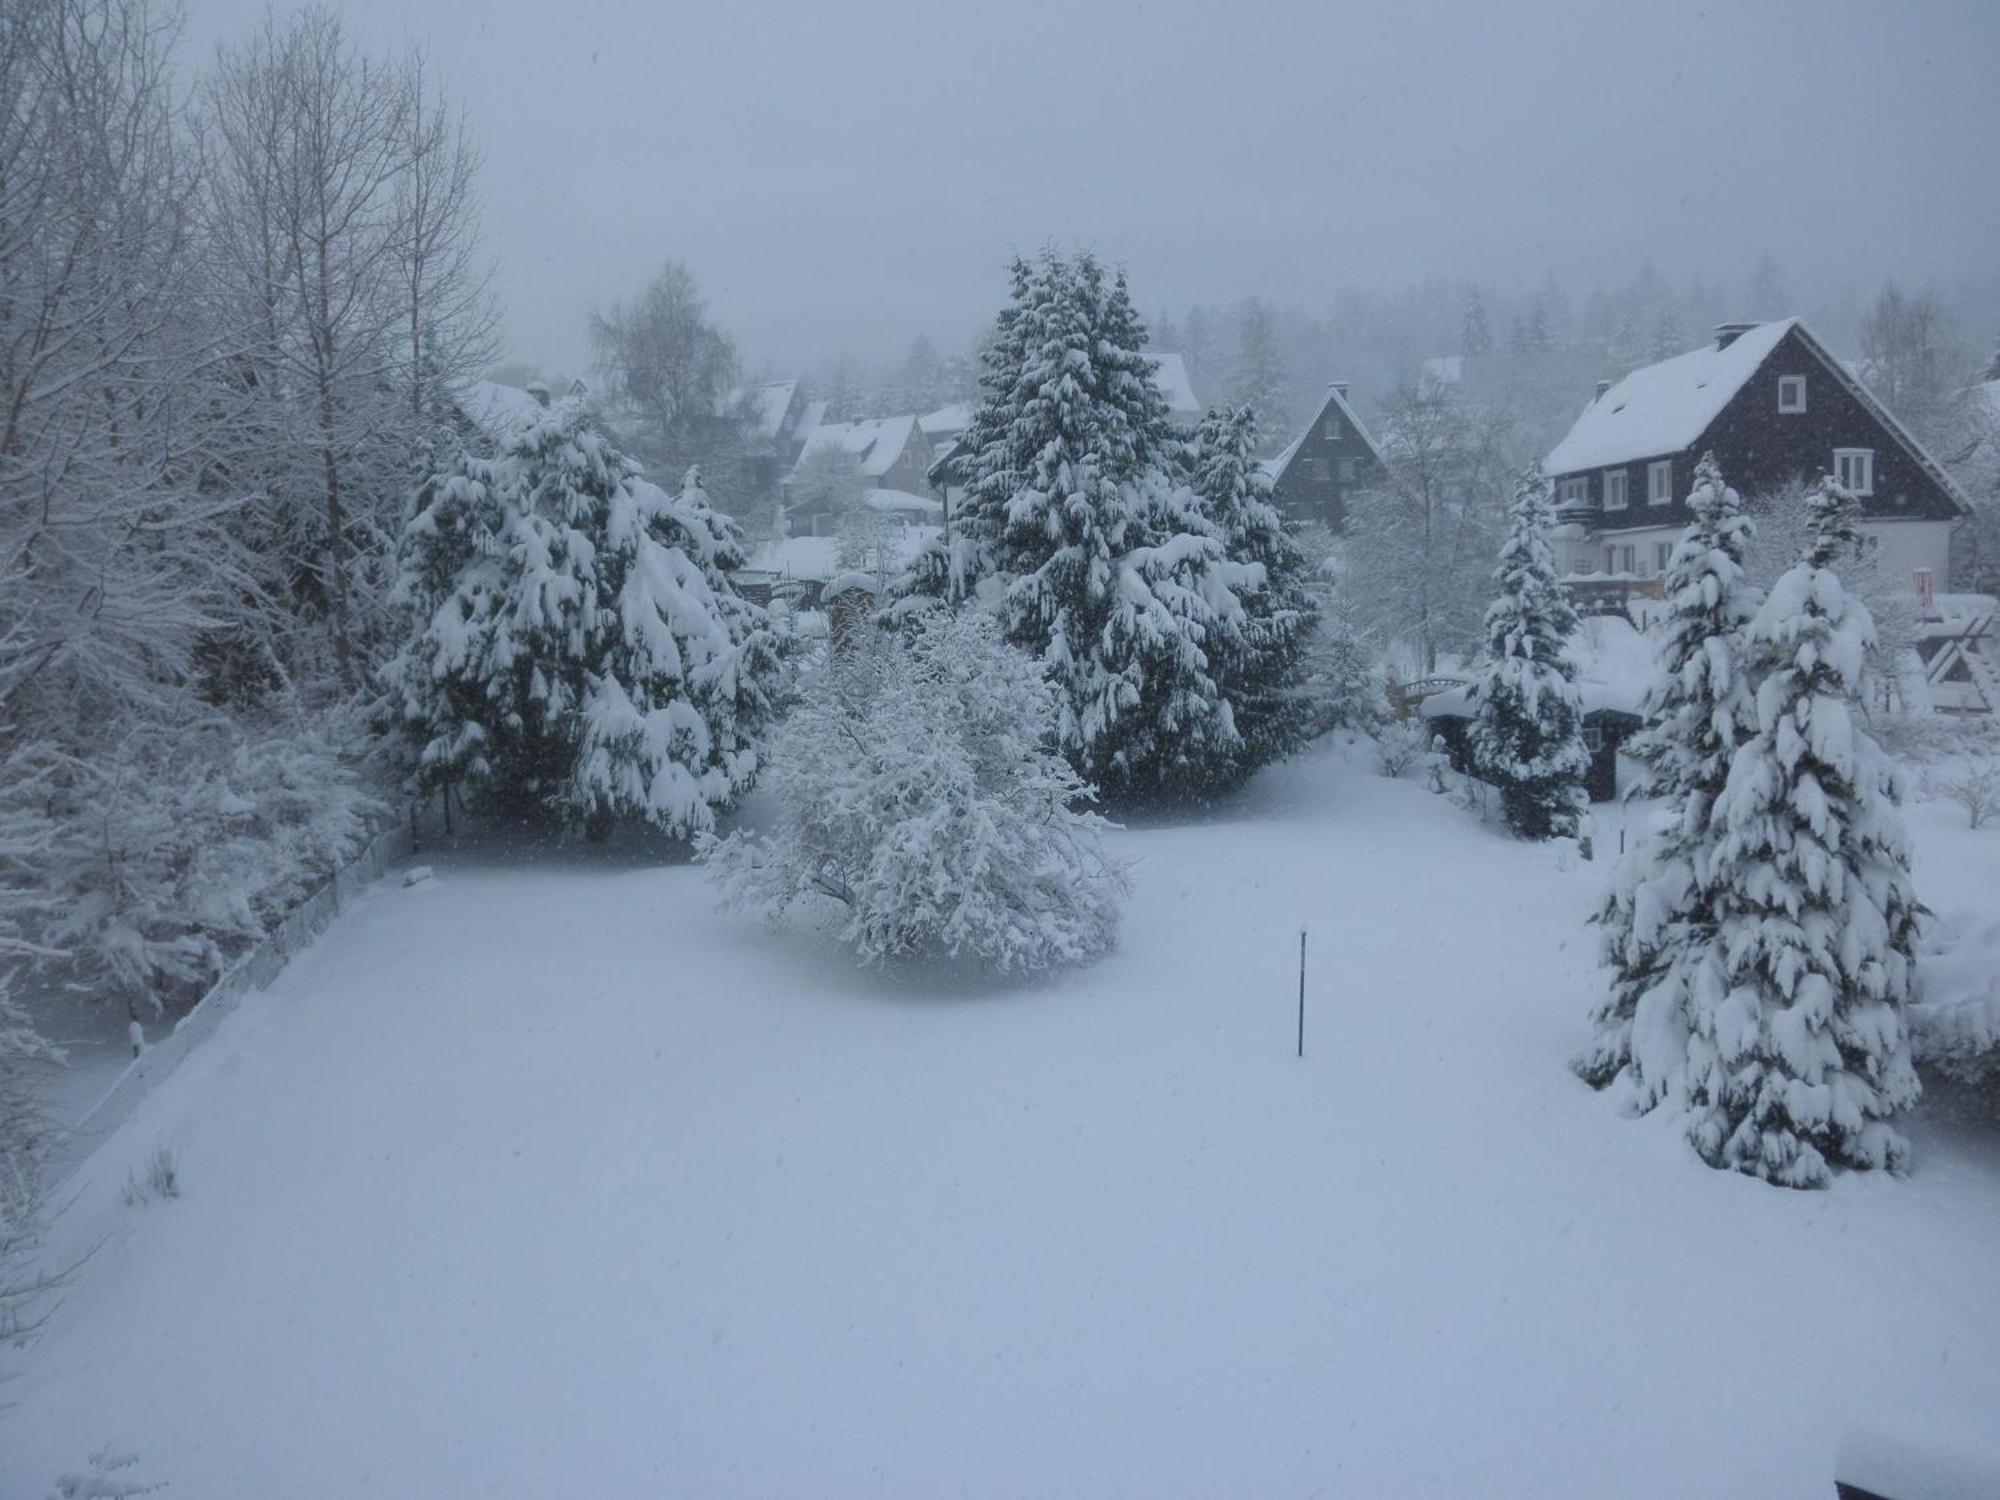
[1544,320,1798,473]
[1148,352,1203,419]
[747,525,940,584]
[919,402,972,438]
[1266,384,1385,485]
[744,379,798,440]
[455,380,546,439]
[1419,615,1650,722]
[792,414,922,480]
[861,487,942,517]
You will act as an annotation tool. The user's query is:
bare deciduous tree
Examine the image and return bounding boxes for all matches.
[1341,375,1515,676]
[588,259,743,460]
[390,44,498,427]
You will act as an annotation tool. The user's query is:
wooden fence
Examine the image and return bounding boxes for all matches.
[50,820,414,1185]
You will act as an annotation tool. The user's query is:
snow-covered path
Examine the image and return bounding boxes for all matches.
[6,748,1998,1497]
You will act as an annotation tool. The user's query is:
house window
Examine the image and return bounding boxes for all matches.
[1603,546,1617,574]
[1559,477,1591,508]
[1654,542,1673,574]
[1834,448,1875,496]
[1323,417,1341,440]
[1337,457,1359,483]
[1310,457,1331,483]
[1778,375,1807,413]
[1621,545,1636,574]
[1603,469,1629,511]
[1647,460,1673,505]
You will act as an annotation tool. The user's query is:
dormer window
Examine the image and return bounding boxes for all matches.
[1603,469,1629,511]
[1834,448,1875,496]
[1778,375,1807,413]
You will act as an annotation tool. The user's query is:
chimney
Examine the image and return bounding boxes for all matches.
[1713,322,1757,351]
[1594,380,1612,401]
[1328,381,1349,401]
[525,381,551,407]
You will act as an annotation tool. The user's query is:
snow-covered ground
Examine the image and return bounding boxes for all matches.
[6,744,1998,1497]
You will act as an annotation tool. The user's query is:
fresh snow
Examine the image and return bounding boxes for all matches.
[859,486,942,517]
[5,745,1998,1498]
[1145,350,1204,423]
[454,378,548,439]
[790,414,921,481]
[1543,319,1797,473]
[748,525,939,584]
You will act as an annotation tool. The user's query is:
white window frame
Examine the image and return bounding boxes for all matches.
[1654,542,1672,574]
[1647,460,1673,506]
[1777,375,1807,413]
[1603,546,1617,574]
[1621,545,1636,574]
[1559,477,1591,508]
[1602,468,1629,511]
[1834,447,1875,496]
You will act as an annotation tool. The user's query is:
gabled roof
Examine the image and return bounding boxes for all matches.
[919,401,973,438]
[745,379,799,440]
[1545,320,1797,474]
[1266,383,1386,485]
[792,414,923,480]
[861,487,942,517]
[1545,318,1971,515]
[1147,351,1203,420]
[455,380,546,440]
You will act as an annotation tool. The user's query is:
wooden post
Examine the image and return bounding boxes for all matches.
[1297,928,1307,1059]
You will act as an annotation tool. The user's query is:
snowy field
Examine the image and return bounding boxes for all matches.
[5,744,1998,1498]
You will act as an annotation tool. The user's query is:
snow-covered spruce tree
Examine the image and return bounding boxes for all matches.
[1186,404,1320,772]
[891,249,1251,800]
[705,612,1129,971]
[386,402,779,838]
[1467,465,1589,839]
[1576,455,1759,1099]
[1687,478,1921,1186]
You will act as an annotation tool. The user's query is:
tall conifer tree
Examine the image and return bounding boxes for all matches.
[1577,455,1758,1101]
[1468,465,1588,839]
[1689,478,1921,1186]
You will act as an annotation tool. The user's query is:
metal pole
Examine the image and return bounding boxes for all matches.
[1297,928,1307,1059]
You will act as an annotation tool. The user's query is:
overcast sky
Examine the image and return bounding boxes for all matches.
[182,0,1999,377]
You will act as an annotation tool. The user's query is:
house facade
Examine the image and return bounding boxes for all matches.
[780,414,934,536]
[1262,382,1389,531]
[1544,319,1967,587]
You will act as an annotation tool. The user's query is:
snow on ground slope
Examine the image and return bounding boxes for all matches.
[5,746,1998,1498]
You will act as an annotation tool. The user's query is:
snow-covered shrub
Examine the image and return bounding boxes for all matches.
[44,1446,159,1499]
[1,975,62,1350]
[706,612,1129,972]
[1424,734,1452,794]
[1467,465,1588,839]
[30,709,385,1019]
[1939,754,2000,829]
[122,1145,180,1207]
[1375,719,1430,779]
[1690,479,1922,1186]
[1910,911,2000,1085]
[386,403,780,838]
